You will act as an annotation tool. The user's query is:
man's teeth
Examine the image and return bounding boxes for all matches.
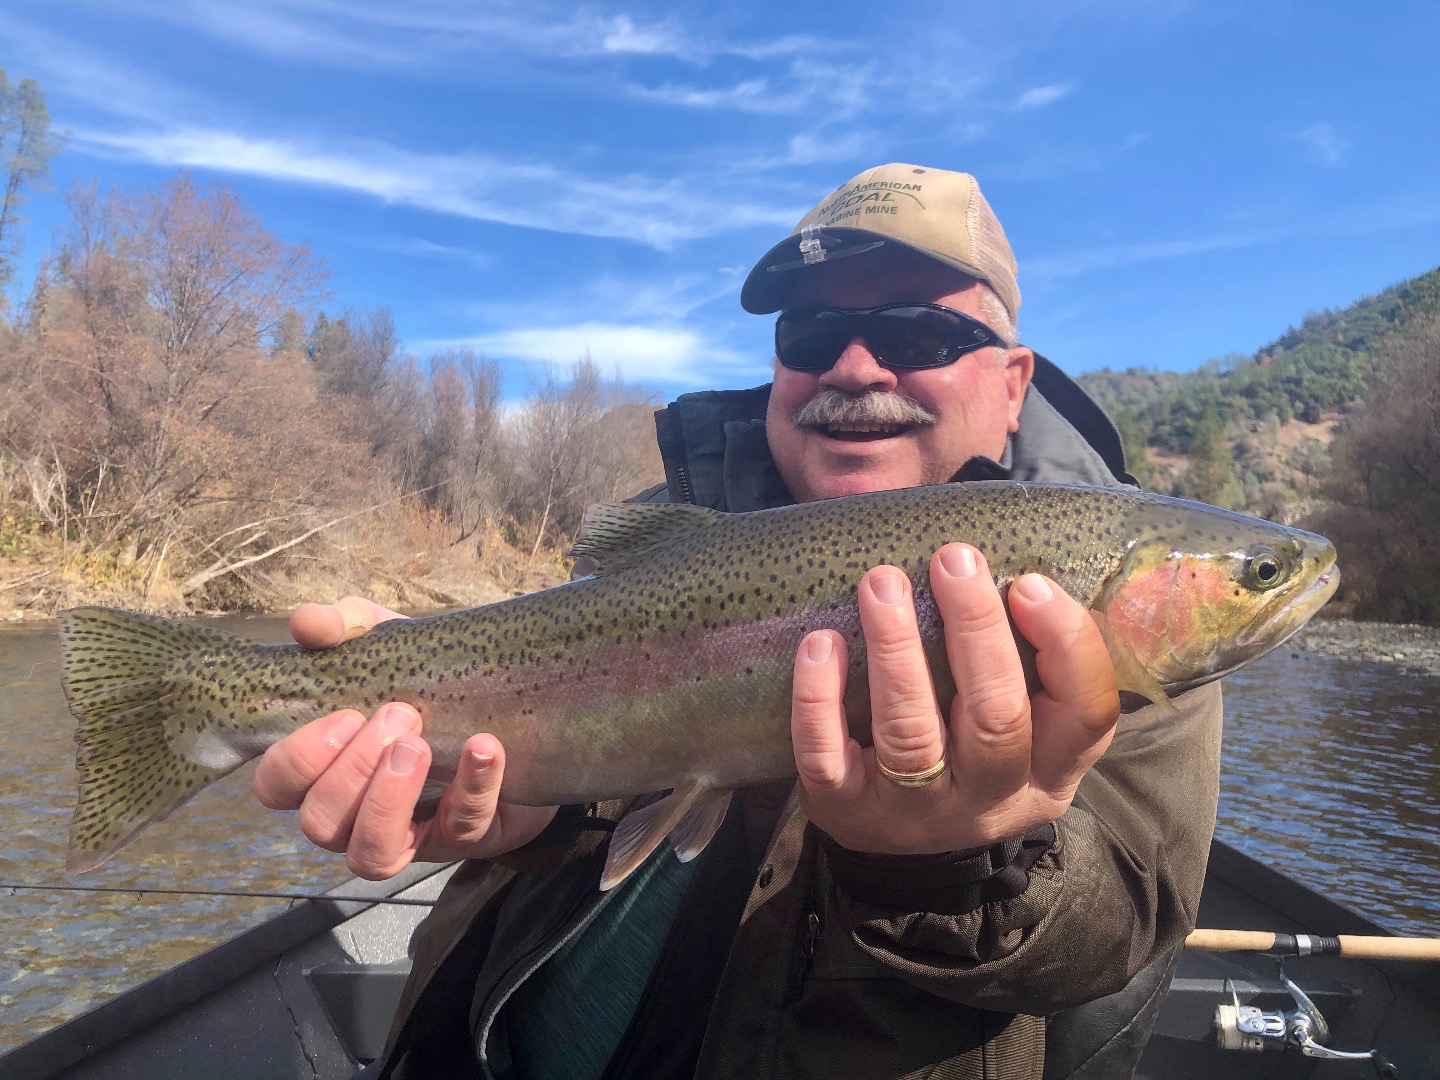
[825,423,904,434]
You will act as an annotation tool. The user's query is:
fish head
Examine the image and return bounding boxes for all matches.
[1096,504,1339,696]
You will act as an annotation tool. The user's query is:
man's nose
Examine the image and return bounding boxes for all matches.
[819,337,897,392]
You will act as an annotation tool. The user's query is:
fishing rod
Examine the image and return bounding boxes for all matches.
[2,882,437,906]
[1188,927,1440,961]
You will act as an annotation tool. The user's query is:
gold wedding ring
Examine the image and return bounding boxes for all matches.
[876,756,948,788]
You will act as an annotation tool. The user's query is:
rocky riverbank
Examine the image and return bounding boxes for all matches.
[1290,617,1440,678]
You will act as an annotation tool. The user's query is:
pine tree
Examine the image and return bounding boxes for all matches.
[1113,409,1155,488]
[1185,407,1240,508]
[0,70,63,292]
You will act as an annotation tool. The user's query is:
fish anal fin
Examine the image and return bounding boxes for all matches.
[601,782,703,891]
[668,789,732,863]
[569,503,722,575]
[1091,609,1180,716]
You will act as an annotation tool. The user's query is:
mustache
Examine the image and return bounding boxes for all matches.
[791,389,938,430]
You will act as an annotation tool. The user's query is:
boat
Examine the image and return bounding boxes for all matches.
[3,839,1437,1079]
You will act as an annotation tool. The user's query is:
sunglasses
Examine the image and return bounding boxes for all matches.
[775,303,1005,373]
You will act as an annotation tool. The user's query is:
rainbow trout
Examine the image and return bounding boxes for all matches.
[59,482,1338,886]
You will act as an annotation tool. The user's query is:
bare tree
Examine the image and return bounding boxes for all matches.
[505,355,662,554]
[1315,314,1440,621]
[416,347,504,542]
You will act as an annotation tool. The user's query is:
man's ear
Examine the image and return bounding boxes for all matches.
[1003,346,1035,432]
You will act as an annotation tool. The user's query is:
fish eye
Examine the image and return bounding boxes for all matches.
[1245,549,1286,590]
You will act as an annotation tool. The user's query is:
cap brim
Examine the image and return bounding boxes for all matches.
[740,227,989,314]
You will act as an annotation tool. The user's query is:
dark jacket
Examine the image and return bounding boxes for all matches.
[377,360,1224,1080]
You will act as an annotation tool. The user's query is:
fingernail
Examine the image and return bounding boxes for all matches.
[939,545,977,578]
[1013,574,1054,603]
[871,569,905,605]
[378,702,420,740]
[327,712,363,749]
[805,633,832,663]
[389,740,421,775]
[469,749,494,769]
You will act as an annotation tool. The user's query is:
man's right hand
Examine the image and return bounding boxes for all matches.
[253,596,559,879]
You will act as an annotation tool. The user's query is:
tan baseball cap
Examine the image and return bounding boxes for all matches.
[741,163,1020,321]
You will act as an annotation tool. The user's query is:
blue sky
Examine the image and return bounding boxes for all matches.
[2,0,1438,402]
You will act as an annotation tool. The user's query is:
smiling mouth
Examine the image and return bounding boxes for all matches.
[817,422,911,441]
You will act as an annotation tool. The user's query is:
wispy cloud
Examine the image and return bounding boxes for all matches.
[433,322,761,386]
[70,125,803,248]
[733,129,883,172]
[0,14,201,125]
[629,78,778,111]
[624,56,881,117]
[1294,122,1346,166]
[1026,231,1266,278]
[71,1,817,69]
[364,236,493,271]
[1014,82,1076,110]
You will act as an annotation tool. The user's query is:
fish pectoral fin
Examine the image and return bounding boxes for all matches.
[1091,609,1180,716]
[413,777,451,821]
[667,788,733,863]
[602,782,704,891]
[569,503,723,575]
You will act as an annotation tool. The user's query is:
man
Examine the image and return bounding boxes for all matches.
[257,164,1223,1079]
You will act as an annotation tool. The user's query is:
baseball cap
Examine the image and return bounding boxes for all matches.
[741,163,1020,322]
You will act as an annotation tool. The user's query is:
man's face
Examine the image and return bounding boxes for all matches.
[765,254,1035,504]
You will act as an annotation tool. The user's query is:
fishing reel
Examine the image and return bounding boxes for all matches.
[1212,960,1397,1076]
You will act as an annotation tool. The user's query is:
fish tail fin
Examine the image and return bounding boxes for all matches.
[58,607,246,873]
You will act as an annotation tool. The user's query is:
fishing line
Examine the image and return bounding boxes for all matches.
[2,882,437,906]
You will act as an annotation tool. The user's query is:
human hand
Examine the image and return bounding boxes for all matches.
[253,596,558,878]
[790,544,1120,856]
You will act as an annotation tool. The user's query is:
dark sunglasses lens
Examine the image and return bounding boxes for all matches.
[777,310,858,371]
[867,307,977,369]
[777,305,996,372]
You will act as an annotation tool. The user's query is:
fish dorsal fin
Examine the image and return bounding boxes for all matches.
[1091,609,1180,716]
[949,454,1010,483]
[570,502,723,575]
[602,782,705,890]
[668,788,733,863]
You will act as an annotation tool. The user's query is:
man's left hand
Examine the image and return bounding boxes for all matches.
[790,543,1120,855]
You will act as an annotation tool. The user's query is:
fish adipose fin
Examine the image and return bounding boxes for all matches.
[570,503,724,576]
[602,780,725,890]
[1090,609,1180,716]
[57,607,246,873]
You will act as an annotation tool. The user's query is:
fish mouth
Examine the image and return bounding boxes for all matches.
[1257,558,1340,648]
[1225,551,1341,668]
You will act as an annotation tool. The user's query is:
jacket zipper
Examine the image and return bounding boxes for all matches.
[792,835,826,992]
[674,463,696,505]
[474,887,617,1080]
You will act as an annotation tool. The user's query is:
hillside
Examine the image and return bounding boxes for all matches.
[1080,265,1440,509]
[1080,266,1440,623]
[1083,266,1440,440]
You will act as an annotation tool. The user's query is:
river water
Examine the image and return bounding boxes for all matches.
[1,617,1438,1050]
